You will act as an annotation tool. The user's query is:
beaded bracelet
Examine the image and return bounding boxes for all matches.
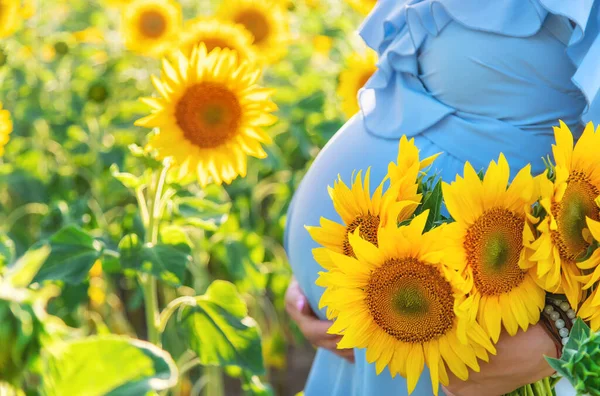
[540,296,576,363]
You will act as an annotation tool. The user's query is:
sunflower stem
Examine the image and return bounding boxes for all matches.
[138,162,170,346]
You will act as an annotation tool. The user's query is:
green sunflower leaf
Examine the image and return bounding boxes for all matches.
[178,280,264,375]
[42,335,177,396]
[118,233,191,287]
[173,196,231,231]
[33,226,103,284]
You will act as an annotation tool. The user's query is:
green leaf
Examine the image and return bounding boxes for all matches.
[0,234,16,269]
[545,356,570,379]
[174,196,230,231]
[569,318,591,345]
[110,164,141,189]
[42,335,177,396]
[118,234,191,286]
[34,226,103,284]
[4,245,51,288]
[178,280,264,374]
[420,179,443,231]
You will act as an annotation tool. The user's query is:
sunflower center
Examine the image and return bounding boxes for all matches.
[465,207,526,295]
[366,257,455,343]
[551,170,600,261]
[175,82,242,149]
[200,38,234,53]
[235,10,269,44]
[342,214,380,257]
[139,10,167,39]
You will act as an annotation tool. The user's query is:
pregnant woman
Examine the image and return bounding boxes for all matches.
[284,1,600,395]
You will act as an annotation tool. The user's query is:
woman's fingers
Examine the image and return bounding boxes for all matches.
[284,277,355,363]
[443,324,557,396]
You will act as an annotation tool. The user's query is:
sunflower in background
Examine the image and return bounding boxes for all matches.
[577,197,600,331]
[345,0,377,15]
[121,0,181,57]
[0,102,12,156]
[338,50,377,118]
[135,44,278,187]
[319,213,495,395]
[178,18,256,62]
[217,0,289,64]
[529,121,600,308]
[442,155,545,343]
[0,0,22,38]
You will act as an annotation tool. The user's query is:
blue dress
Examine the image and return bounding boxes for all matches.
[285,1,600,395]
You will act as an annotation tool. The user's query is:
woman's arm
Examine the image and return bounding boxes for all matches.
[443,324,558,396]
[284,277,355,363]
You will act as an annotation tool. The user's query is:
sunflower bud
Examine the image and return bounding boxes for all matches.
[87,82,109,103]
[53,41,69,56]
[0,297,44,385]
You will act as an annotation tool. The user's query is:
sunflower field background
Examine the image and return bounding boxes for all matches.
[0,0,378,395]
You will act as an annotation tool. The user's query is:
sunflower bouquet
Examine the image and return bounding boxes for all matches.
[307,122,600,395]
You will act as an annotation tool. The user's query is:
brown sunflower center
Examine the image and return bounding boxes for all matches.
[366,257,455,343]
[551,170,600,261]
[234,10,269,44]
[342,214,380,257]
[465,207,526,296]
[139,10,167,39]
[199,37,234,53]
[175,82,242,149]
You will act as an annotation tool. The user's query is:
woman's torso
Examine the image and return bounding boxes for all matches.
[285,1,599,394]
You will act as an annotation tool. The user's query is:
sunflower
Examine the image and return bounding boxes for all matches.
[178,18,256,62]
[529,121,600,308]
[345,0,377,15]
[0,0,21,38]
[388,135,440,210]
[217,0,289,64]
[307,169,412,318]
[307,136,433,267]
[442,155,546,343]
[577,198,600,331]
[135,44,277,187]
[0,102,12,157]
[338,50,377,118]
[308,138,438,318]
[121,0,181,57]
[318,212,495,395]
[577,198,600,328]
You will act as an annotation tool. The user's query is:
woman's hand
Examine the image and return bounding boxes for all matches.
[285,277,355,363]
[443,324,558,396]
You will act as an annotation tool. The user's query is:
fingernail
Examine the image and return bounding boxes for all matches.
[296,298,305,312]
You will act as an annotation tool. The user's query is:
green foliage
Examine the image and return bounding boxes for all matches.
[34,225,103,284]
[42,336,178,396]
[178,280,265,375]
[118,233,191,286]
[546,318,600,396]
[0,0,372,393]
[0,297,46,385]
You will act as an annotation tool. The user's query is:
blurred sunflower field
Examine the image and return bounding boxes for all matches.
[0,0,378,395]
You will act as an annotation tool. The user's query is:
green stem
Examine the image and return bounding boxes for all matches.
[203,366,224,396]
[158,296,196,333]
[141,274,160,345]
[138,163,170,346]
